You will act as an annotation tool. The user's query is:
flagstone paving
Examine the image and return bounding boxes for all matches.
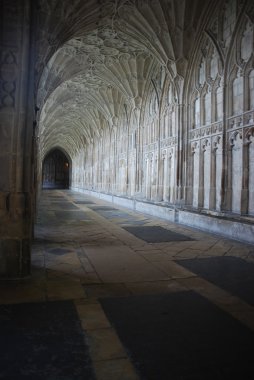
[0,189,254,379]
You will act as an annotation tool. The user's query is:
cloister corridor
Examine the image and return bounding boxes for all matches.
[1,0,254,378]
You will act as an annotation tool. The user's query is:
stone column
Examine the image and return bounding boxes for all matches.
[0,1,36,278]
[191,142,198,207]
[210,137,220,210]
[161,150,167,201]
[157,150,164,202]
[224,133,239,212]
[241,139,250,214]
[175,103,185,204]
[198,140,205,208]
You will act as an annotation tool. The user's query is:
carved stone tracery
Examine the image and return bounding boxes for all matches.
[34,0,254,215]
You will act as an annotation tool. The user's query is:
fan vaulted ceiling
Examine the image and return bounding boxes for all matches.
[37,0,210,159]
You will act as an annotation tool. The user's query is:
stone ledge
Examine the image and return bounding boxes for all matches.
[72,188,254,245]
[178,210,254,245]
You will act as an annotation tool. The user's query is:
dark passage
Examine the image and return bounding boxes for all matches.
[0,300,95,380]
[175,256,254,305]
[42,149,70,189]
[100,291,254,380]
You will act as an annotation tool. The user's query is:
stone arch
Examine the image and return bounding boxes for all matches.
[42,148,71,189]
[185,25,225,211]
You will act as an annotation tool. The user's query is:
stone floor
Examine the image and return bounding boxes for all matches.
[1,189,254,379]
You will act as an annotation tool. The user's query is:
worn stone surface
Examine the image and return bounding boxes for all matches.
[0,300,96,379]
[0,190,254,378]
[1,0,254,278]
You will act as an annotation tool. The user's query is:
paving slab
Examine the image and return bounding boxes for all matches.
[0,300,95,379]
[84,245,170,283]
[176,256,254,305]
[123,225,195,243]
[100,291,254,380]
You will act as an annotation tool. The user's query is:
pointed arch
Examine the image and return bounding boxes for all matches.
[42,147,72,189]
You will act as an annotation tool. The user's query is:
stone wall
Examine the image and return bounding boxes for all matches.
[0,1,36,278]
[71,0,254,218]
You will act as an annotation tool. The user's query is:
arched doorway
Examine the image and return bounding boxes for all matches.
[42,149,70,189]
